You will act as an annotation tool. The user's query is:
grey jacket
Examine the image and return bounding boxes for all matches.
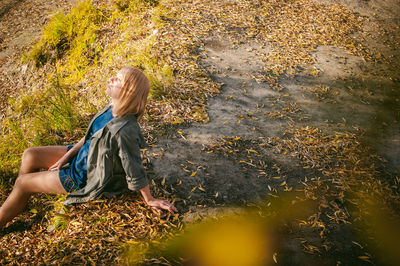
[64,104,148,205]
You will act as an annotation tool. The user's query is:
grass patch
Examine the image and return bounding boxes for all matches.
[47,197,70,232]
[31,76,82,146]
[0,76,83,172]
[29,0,102,68]
[1,1,105,173]
[0,4,195,258]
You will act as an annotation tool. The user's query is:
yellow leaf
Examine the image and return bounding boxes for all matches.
[190,171,197,177]
[126,241,140,244]
[284,186,292,192]
[272,176,280,179]
[280,181,287,186]
[273,252,278,263]
[88,257,95,265]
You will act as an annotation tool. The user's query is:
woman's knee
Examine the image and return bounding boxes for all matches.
[14,174,35,195]
[20,147,43,171]
[21,147,37,164]
[14,174,28,192]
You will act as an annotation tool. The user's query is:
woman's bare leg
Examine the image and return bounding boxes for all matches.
[19,146,68,175]
[0,146,69,228]
[0,170,67,228]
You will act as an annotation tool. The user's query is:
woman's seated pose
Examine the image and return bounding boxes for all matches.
[0,67,177,228]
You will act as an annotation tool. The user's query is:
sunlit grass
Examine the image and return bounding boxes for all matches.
[0,0,174,175]
[29,0,102,68]
[46,196,70,232]
[0,4,186,261]
[0,74,85,172]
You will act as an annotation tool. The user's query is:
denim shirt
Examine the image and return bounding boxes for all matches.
[64,104,148,205]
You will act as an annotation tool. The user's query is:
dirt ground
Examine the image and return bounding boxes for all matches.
[145,0,400,263]
[147,0,400,213]
[1,0,399,264]
[0,0,76,114]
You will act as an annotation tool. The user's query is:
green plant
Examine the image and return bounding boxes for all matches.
[0,118,29,172]
[47,196,69,232]
[29,0,102,68]
[38,76,79,133]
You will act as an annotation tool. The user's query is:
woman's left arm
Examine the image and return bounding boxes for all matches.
[118,129,177,213]
[140,185,178,213]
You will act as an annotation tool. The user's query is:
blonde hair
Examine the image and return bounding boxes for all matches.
[113,67,150,118]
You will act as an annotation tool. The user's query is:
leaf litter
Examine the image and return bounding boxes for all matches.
[0,0,399,264]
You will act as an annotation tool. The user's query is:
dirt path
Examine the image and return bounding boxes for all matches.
[147,0,400,263]
[148,0,399,203]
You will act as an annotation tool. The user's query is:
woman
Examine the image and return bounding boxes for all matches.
[0,67,177,228]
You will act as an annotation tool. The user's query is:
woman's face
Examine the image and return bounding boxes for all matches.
[106,71,124,101]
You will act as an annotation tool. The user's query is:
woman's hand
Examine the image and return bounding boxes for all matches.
[49,153,72,171]
[140,185,177,213]
[49,137,85,171]
[146,198,178,213]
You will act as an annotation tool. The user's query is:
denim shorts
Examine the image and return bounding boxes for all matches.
[59,170,78,193]
[59,145,79,193]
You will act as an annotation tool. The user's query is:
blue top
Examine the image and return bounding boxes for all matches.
[60,106,114,189]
